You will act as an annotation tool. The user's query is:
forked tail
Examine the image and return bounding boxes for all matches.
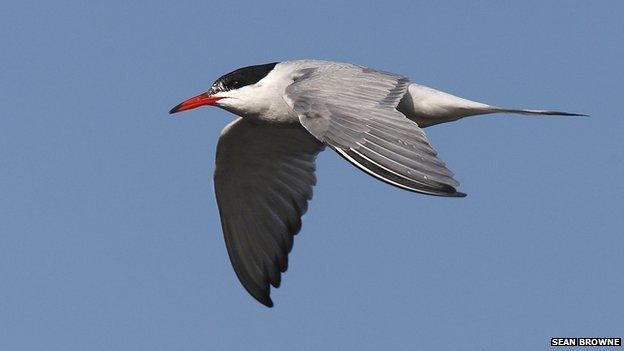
[399,83,588,127]
[491,107,588,117]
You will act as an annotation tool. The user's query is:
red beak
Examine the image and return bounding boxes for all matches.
[169,93,223,114]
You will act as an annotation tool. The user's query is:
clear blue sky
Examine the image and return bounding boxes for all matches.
[1,1,622,350]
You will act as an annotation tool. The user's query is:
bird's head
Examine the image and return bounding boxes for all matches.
[169,62,279,116]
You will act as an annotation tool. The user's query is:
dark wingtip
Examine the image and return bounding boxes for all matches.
[259,296,274,308]
[251,287,275,307]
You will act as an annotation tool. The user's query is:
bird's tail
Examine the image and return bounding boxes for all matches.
[489,107,587,117]
[398,84,587,127]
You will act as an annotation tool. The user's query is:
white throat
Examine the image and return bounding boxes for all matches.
[213,62,310,124]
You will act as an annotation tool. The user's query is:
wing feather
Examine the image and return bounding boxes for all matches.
[284,63,465,196]
[214,118,325,307]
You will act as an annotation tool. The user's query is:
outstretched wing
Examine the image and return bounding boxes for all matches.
[214,118,325,307]
[284,63,465,197]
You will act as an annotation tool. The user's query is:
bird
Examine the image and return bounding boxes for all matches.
[169,59,584,307]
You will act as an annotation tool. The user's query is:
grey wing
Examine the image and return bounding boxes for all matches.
[214,118,325,307]
[284,63,465,197]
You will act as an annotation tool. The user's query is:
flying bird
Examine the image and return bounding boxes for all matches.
[170,60,583,307]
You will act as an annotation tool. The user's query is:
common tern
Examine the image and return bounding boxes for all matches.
[170,59,583,307]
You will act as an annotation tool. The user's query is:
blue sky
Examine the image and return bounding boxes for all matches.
[1,1,622,350]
